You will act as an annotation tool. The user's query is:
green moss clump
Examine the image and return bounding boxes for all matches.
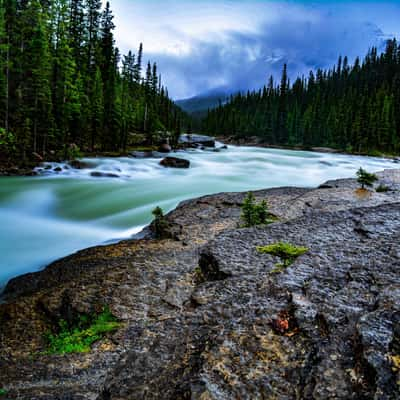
[0,389,7,397]
[257,242,309,273]
[241,193,277,227]
[45,307,121,355]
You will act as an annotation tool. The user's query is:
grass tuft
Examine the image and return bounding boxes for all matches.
[376,184,390,193]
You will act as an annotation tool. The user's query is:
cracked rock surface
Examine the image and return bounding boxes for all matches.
[1,169,400,399]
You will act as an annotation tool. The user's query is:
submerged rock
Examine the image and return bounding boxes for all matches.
[130,151,164,159]
[160,156,190,169]
[90,171,119,178]
[1,169,400,399]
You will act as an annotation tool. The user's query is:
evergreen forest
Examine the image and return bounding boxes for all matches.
[0,0,187,164]
[202,39,400,155]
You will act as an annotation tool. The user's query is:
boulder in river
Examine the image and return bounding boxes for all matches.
[68,160,91,169]
[160,156,190,169]
[158,143,172,153]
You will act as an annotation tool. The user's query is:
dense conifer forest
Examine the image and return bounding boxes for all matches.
[202,39,400,155]
[0,0,187,165]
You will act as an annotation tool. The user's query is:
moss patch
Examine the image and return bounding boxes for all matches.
[45,307,121,355]
[0,389,7,397]
[257,242,308,274]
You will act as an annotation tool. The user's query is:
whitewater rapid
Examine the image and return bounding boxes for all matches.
[0,145,398,289]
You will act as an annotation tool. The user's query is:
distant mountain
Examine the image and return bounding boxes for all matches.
[176,89,232,115]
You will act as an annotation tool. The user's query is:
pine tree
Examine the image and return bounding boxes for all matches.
[133,42,143,83]
[20,0,52,154]
[90,67,103,151]
[86,0,101,72]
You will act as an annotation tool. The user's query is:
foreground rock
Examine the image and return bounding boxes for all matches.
[160,156,190,169]
[1,169,400,399]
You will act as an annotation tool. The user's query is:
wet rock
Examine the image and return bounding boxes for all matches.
[90,171,119,178]
[53,167,62,172]
[319,160,334,166]
[68,160,91,169]
[158,143,172,153]
[160,157,190,169]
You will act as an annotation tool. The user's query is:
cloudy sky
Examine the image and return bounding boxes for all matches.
[108,0,400,99]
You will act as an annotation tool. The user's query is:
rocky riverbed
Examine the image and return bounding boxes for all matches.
[1,169,400,399]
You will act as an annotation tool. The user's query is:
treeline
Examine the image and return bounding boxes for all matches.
[203,39,400,155]
[0,0,187,163]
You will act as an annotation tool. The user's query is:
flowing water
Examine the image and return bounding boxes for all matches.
[0,145,398,289]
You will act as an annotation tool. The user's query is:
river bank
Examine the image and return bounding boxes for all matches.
[216,135,400,160]
[0,135,218,177]
[1,169,399,399]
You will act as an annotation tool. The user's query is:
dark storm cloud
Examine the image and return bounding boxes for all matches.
[111,1,400,99]
[149,16,389,99]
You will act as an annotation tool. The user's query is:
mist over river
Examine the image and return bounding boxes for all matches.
[0,145,398,289]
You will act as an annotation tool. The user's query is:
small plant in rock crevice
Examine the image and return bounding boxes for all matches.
[151,206,169,239]
[0,389,7,397]
[45,306,121,355]
[257,242,309,274]
[376,184,390,193]
[240,192,277,228]
[356,168,378,189]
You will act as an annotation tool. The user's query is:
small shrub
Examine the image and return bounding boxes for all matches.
[0,389,6,397]
[356,168,378,189]
[152,206,169,239]
[376,184,389,193]
[241,193,276,227]
[45,307,120,355]
[257,242,309,273]
[367,149,383,157]
[193,266,205,283]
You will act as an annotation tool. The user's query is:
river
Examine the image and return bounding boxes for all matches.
[0,145,397,289]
